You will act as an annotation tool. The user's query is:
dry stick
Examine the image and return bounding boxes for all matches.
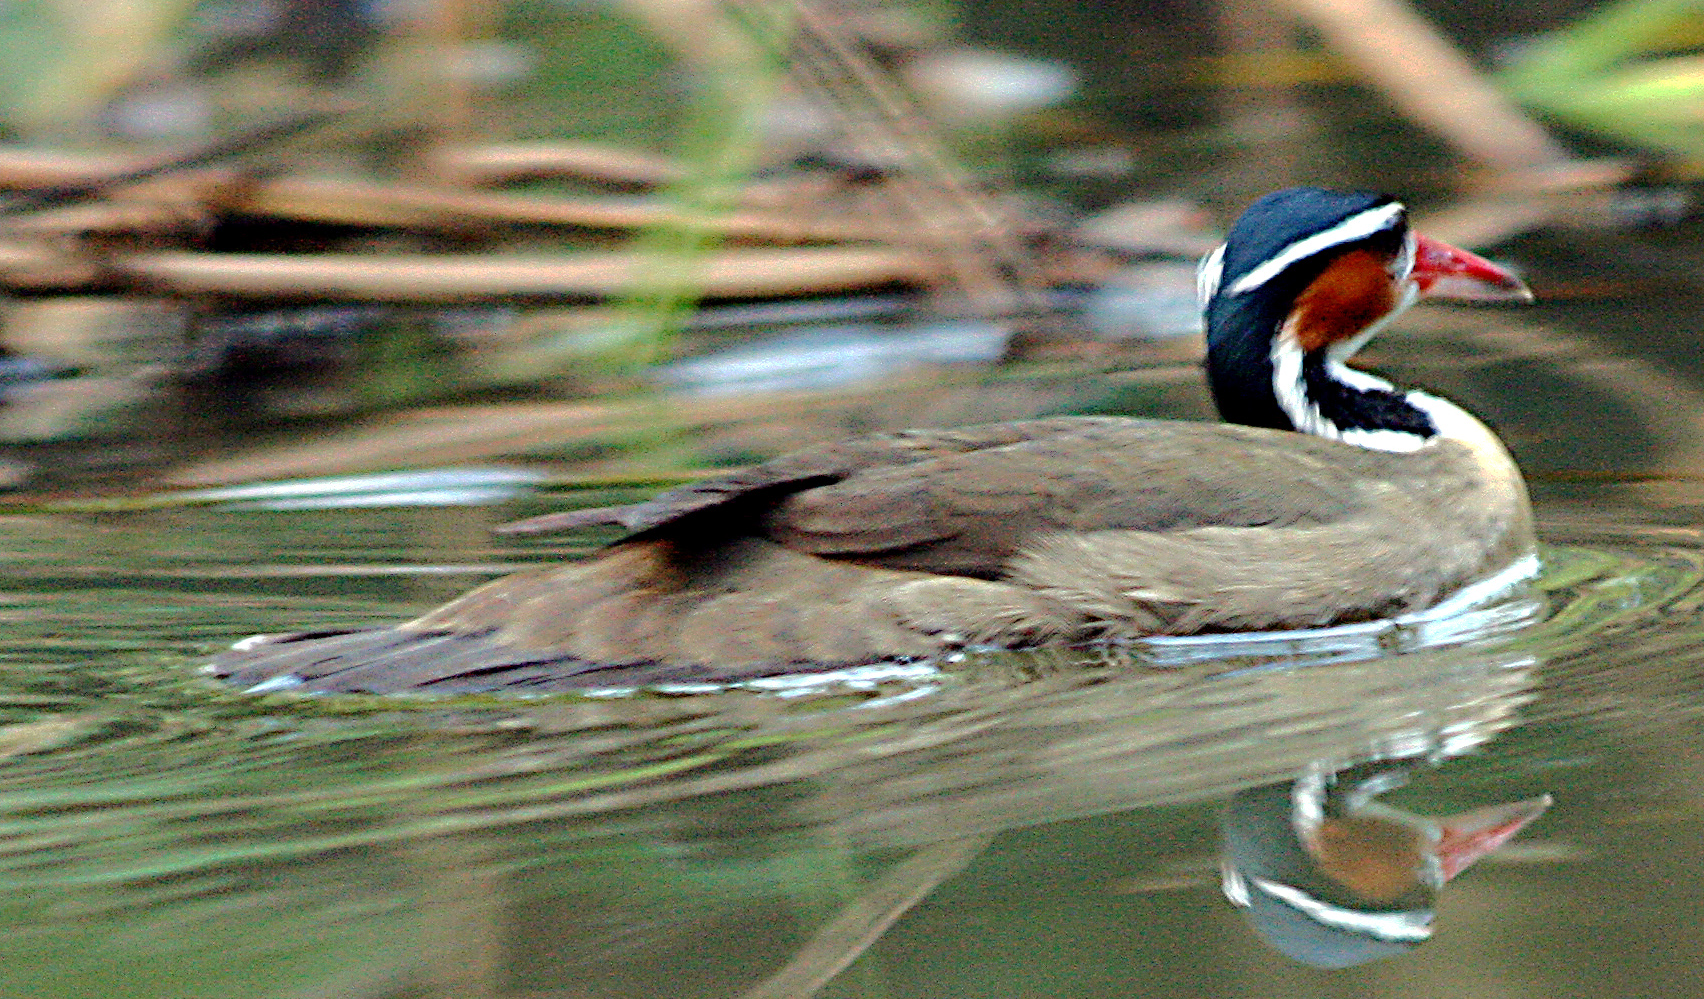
[228,175,900,242]
[749,0,1045,315]
[427,141,687,187]
[0,110,333,215]
[1270,0,1570,173]
[788,16,1022,310]
[738,836,992,999]
[0,225,935,298]
[107,245,934,302]
[0,148,909,243]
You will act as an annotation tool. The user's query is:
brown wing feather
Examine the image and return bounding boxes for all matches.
[497,417,1135,538]
[765,419,1376,576]
[502,416,1424,579]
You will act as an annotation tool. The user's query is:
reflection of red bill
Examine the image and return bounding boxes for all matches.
[1435,793,1554,882]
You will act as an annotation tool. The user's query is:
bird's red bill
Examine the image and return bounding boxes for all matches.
[1412,235,1534,302]
[1434,793,1553,882]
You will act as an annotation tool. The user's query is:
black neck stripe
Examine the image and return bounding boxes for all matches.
[1300,353,1436,438]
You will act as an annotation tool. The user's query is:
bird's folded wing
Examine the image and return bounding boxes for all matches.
[766,420,1385,576]
[497,416,1142,537]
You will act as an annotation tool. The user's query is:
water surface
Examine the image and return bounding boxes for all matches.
[0,452,1698,999]
[4,226,1704,996]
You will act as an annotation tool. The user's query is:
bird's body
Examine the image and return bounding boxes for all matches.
[209,188,1536,694]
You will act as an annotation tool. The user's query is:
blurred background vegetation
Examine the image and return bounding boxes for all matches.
[0,0,1694,495]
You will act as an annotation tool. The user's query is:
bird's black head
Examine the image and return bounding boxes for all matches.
[1198,187,1532,450]
[1198,187,1414,437]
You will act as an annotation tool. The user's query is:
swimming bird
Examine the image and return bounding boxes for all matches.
[209,187,1536,694]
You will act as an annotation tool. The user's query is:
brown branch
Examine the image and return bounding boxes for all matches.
[1269,0,1570,173]
[738,837,991,999]
[102,245,939,301]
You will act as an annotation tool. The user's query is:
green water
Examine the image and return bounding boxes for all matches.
[0,206,1699,994]
[0,475,1697,998]
[0,0,1695,991]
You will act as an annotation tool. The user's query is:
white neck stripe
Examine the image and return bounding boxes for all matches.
[1269,331,1431,453]
[1274,327,1444,450]
[1228,202,1405,297]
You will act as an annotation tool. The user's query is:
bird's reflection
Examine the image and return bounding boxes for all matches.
[1220,756,1550,968]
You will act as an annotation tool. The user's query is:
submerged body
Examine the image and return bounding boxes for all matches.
[209,188,1536,694]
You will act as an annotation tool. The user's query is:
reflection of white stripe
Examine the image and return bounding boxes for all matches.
[1228,202,1405,296]
[1251,876,1434,942]
[1221,863,1252,907]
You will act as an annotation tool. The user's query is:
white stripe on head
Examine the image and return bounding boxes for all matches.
[1227,201,1405,297]
[1196,242,1225,308]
